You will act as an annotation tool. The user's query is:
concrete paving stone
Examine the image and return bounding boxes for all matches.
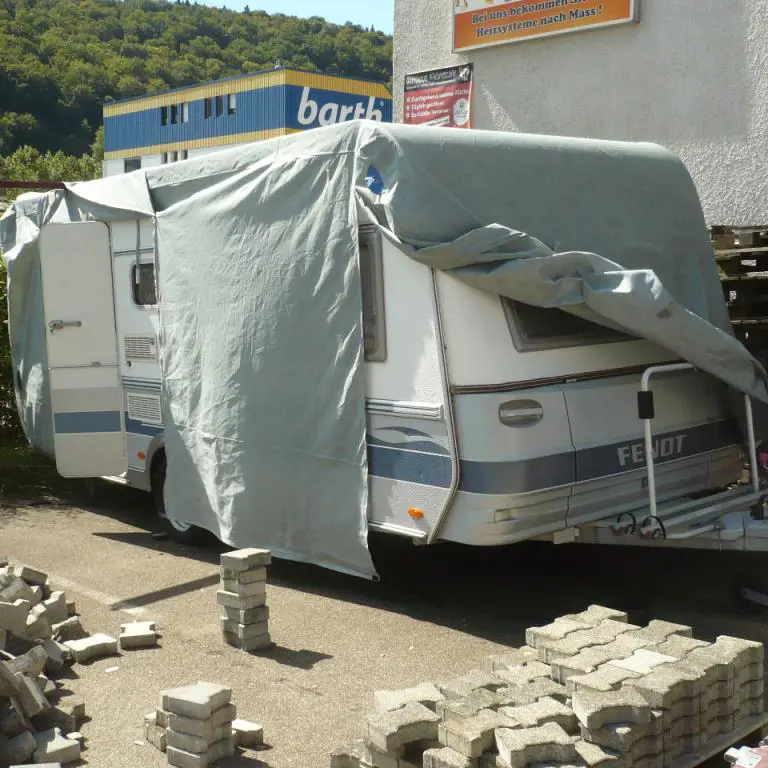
[63,633,118,663]
[32,727,81,764]
[494,722,578,768]
[219,548,271,571]
[167,723,233,754]
[607,650,679,677]
[220,604,270,625]
[365,702,441,753]
[376,682,446,713]
[630,734,663,760]
[364,743,425,768]
[715,714,736,735]
[636,755,664,768]
[737,663,764,686]
[65,732,85,746]
[524,678,570,704]
[423,746,477,768]
[544,621,639,664]
[330,739,366,768]
[438,688,501,722]
[37,674,56,698]
[579,723,647,752]
[220,566,267,584]
[682,732,704,753]
[41,592,68,626]
[219,578,267,598]
[28,586,44,605]
[0,600,29,637]
[119,620,158,650]
[526,618,592,651]
[0,628,6,649]
[437,669,507,699]
[14,565,48,587]
[572,687,651,730]
[0,658,21,697]
[15,672,51,717]
[219,617,269,641]
[664,697,702,721]
[2,730,37,764]
[566,664,641,695]
[144,712,168,753]
[498,696,578,733]
[563,606,629,626]
[0,708,27,737]
[166,703,236,738]
[9,764,62,768]
[51,617,88,643]
[222,630,272,652]
[676,650,734,692]
[624,665,704,709]
[26,603,52,640]
[484,647,539,673]
[437,708,503,757]
[575,738,626,768]
[495,662,553,689]
[664,713,701,742]
[6,646,47,678]
[215,589,266,610]
[552,637,650,684]
[42,638,71,674]
[156,709,171,728]
[625,621,693,645]
[735,696,764,720]
[162,682,233,720]
[0,579,36,604]
[232,718,263,748]
[652,635,709,659]
[166,734,236,768]
[493,685,540,709]
[714,636,764,668]
[738,679,765,703]
[65,600,76,617]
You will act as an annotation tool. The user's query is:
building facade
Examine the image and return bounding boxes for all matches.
[103,67,392,177]
[394,0,768,227]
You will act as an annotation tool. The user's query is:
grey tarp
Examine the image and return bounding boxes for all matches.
[2,121,767,579]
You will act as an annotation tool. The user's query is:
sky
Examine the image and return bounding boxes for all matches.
[198,1,395,34]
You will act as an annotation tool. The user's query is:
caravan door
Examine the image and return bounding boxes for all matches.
[39,222,127,478]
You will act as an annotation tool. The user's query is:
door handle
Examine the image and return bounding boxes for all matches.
[49,320,82,333]
[499,399,544,427]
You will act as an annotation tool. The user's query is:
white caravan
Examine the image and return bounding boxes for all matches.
[36,211,765,553]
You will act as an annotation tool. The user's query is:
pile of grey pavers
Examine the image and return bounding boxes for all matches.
[216,548,272,652]
[330,605,766,768]
[0,557,158,766]
[144,680,264,767]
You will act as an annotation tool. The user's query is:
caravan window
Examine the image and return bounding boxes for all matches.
[359,229,386,362]
[131,263,157,307]
[504,300,632,350]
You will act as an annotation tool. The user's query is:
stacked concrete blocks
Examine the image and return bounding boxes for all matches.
[329,604,767,768]
[217,549,271,652]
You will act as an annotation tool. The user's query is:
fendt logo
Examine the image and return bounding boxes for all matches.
[297,87,386,127]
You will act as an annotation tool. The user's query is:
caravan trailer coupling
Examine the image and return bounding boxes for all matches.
[610,512,637,536]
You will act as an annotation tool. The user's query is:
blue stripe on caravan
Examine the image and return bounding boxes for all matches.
[367,445,452,489]
[125,414,163,437]
[54,411,122,434]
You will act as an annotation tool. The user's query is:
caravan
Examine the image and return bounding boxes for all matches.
[4,121,768,577]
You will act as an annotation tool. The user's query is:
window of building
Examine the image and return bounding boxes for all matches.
[161,106,168,126]
[204,98,213,119]
[131,263,157,306]
[169,151,178,162]
[215,95,224,117]
[227,93,236,115]
[161,152,168,164]
[503,300,633,351]
[180,149,188,160]
[124,157,141,173]
[170,104,179,124]
[182,103,189,123]
[359,227,386,362]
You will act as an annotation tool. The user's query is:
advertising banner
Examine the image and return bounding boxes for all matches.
[453,0,640,52]
[403,64,474,128]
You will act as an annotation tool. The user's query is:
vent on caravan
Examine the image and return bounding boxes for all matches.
[127,392,162,425]
[124,335,158,361]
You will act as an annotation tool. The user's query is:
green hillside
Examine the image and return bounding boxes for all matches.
[0,0,394,157]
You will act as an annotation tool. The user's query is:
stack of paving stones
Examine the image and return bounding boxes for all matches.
[216,549,272,652]
[329,605,766,768]
[144,681,264,766]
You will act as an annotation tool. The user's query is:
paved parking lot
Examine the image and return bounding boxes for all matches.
[2,476,768,767]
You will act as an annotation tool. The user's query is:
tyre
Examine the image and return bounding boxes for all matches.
[151,452,204,545]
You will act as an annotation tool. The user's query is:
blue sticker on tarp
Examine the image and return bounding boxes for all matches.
[365,165,384,195]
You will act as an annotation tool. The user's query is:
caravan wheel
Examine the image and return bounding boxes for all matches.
[151,452,204,545]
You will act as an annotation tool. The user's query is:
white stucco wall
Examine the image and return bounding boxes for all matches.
[394,0,768,227]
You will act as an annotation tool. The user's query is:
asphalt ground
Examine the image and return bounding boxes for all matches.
[2,463,768,767]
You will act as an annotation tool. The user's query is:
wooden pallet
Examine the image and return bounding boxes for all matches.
[672,713,768,768]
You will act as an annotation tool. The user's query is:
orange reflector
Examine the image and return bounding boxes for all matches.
[408,507,424,520]
[137,452,146,460]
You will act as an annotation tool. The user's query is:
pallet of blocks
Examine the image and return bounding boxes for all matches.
[329,605,768,768]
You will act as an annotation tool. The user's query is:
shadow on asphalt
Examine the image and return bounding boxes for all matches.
[8,476,768,648]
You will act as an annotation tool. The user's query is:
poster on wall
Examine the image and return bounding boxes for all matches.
[453,0,640,52]
[403,64,474,128]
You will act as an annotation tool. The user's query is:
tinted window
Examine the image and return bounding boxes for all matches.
[132,263,157,306]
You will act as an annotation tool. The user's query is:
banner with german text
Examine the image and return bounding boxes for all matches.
[403,64,474,129]
[453,0,639,52]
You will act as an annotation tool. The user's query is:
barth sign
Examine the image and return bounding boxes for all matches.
[453,0,640,52]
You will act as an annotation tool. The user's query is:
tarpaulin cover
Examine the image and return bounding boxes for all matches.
[2,121,767,579]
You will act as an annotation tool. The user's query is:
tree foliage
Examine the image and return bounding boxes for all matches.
[0,0,394,157]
